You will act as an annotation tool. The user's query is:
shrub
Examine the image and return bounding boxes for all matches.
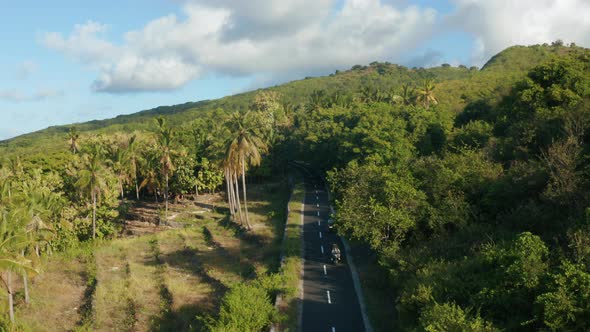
[420,302,499,332]
[207,282,277,332]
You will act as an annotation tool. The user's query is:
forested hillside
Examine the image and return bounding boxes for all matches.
[2,42,590,331]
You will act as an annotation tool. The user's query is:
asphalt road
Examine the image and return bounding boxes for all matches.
[300,173,365,332]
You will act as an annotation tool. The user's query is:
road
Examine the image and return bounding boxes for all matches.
[300,172,365,332]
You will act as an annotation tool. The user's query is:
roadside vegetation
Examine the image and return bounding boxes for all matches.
[0,42,589,330]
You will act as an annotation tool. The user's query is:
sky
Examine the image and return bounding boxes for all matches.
[1,0,590,140]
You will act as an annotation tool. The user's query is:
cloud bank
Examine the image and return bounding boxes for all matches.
[42,0,437,93]
[41,0,590,93]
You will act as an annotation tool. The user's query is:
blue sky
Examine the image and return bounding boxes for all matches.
[1,0,589,140]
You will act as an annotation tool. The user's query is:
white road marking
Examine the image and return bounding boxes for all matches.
[323,264,327,275]
[317,211,320,216]
[316,196,319,201]
[332,328,336,332]
[319,231,322,239]
[316,203,319,207]
[316,190,318,194]
[317,221,320,226]
[327,290,332,304]
[321,245,324,254]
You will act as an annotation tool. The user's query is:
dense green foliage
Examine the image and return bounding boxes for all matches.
[205,274,283,332]
[313,45,590,330]
[2,43,590,330]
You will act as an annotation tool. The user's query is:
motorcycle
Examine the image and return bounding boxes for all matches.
[331,249,341,264]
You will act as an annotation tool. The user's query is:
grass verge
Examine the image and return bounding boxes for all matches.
[277,172,305,331]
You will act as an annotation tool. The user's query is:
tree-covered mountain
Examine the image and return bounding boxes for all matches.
[0,43,575,159]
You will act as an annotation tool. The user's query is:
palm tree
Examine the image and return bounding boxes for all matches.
[139,149,162,203]
[0,203,36,322]
[108,142,129,200]
[155,117,174,220]
[14,185,55,305]
[0,157,23,200]
[68,127,80,154]
[400,84,415,106]
[416,79,438,109]
[127,135,141,200]
[76,145,108,240]
[225,111,267,230]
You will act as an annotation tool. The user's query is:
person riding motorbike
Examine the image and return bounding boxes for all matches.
[331,243,341,263]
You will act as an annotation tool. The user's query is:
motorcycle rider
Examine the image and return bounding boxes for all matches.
[331,243,341,263]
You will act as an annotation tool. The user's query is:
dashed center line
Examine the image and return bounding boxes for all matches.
[317,220,320,226]
[321,245,324,254]
[323,264,327,275]
[317,211,320,216]
[327,290,332,304]
[316,203,319,207]
[319,231,322,239]
[332,327,336,332]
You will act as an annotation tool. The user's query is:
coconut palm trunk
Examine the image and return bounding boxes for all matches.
[165,172,169,219]
[21,250,29,305]
[23,271,29,305]
[119,178,124,200]
[231,172,239,217]
[7,272,14,322]
[225,169,235,218]
[135,181,139,200]
[92,191,97,240]
[233,171,244,225]
[240,156,251,230]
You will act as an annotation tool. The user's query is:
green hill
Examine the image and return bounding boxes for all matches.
[0,44,576,160]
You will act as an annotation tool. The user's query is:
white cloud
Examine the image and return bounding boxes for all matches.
[16,60,38,79]
[0,88,64,102]
[42,21,119,64]
[448,0,590,64]
[42,0,438,93]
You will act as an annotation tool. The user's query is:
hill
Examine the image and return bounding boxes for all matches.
[0,43,577,160]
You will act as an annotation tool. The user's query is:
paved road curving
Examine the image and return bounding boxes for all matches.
[300,173,365,332]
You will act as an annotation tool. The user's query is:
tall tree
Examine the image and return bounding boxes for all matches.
[416,79,438,109]
[68,127,80,154]
[108,141,130,200]
[225,111,267,230]
[156,117,175,220]
[400,83,416,106]
[14,184,55,305]
[76,145,108,240]
[0,202,36,322]
[127,135,141,200]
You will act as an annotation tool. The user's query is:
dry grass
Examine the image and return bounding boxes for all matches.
[16,253,88,331]
[94,244,136,331]
[12,180,290,331]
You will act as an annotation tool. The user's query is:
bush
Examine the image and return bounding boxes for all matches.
[420,302,499,332]
[537,261,590,331]
[207,282,277,332]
